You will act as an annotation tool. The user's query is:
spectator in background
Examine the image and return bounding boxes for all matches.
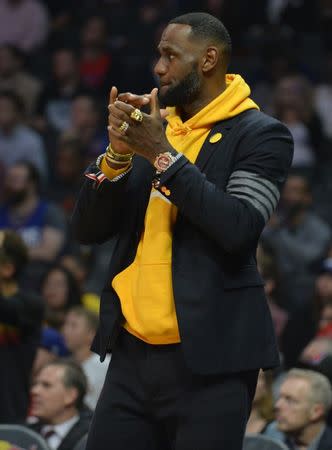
[0,162,67,289]
[32,327,69,379]
[246,370,275,435]
[263,172,331,311]
[0,91,47,177]
[273,75,326,173]
[34,47,88,134]
[257,242,289,342]
[0,0,49,53]
[30,359,91,450]
[41,265,81,330]
[63,306,111,410]
[47,137,84,216]
[79,15,114,95]
[314,51,332,143]
[281,258,332,370]
[0,229,44,422]
[62,94,108,165]
[266,369,332,450]
[0,44,42,115]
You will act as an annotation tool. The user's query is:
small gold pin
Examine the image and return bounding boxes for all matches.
[209,132,223,143]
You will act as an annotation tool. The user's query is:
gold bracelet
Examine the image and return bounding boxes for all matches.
[105,154,131,166]
[106,144,133,162]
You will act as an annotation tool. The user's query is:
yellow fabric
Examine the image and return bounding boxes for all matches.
[112,74,259,344]
[100,156,130,178]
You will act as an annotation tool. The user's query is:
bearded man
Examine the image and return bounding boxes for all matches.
[72,12,294,450]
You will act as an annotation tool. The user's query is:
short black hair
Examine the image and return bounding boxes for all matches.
[0,229,28,279]
[45,359,88,410]
[169,12,232,69]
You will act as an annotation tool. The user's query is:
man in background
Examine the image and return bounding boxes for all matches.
[0,229,43,422]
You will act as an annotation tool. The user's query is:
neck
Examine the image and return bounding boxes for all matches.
[73,346,92,363]
[1,279,18,297]
[48,408,78,426]
[179,78,227,121]
[292,422,325,449]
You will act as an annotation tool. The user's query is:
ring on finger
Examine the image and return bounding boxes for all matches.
[118,121,129,134]
[130,108,143,122]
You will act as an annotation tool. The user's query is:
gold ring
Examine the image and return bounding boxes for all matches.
[118,121,129,134]
[130,108,143,122]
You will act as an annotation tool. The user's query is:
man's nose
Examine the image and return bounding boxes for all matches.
[154,58,167,77]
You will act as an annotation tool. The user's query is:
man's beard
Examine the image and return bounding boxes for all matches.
[159,64,201,107]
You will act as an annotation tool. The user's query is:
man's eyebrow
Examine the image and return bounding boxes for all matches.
[157,43,180,53]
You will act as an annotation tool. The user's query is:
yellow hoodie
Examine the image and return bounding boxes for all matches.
[106,74,259,344]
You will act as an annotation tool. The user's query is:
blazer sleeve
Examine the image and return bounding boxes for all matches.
[156,120,294,254]
[71,163,133,244]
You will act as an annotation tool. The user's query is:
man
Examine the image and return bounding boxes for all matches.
[72,12,294,450]
[63,306,111,410]
[0,91,47,177]
[0,229,43,422]
[266,369,332,450]
[30,359,91,450]
[263,172,331,311]
[0,44,42,114]
[0,161,67,289]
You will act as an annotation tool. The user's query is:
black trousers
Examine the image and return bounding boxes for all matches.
[86,329,258,450]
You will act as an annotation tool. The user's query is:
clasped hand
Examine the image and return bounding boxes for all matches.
[108,86,172,164]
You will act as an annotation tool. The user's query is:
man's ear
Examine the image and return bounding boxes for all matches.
[201,46,219,73]
[0,261,15,280]
[310,403,325,422]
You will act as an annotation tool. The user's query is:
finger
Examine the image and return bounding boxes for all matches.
[108,115,130,133]
[160,108,169,120]
[150,87,160,118]
[114,100,136,115]
[109,86,118,109]
[118,92,150,107]
[108,125,130,141]
[109,104,131,122]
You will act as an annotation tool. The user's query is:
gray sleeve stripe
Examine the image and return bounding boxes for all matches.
[227,181,278,212]
[229,170,280,202]
[228,176,280,204]
[227,185,276,216]
[232,193,270,222]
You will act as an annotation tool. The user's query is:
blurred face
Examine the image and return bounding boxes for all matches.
[70,97,98,129]
[316,274,332,301]
[275,377,315,433]
[3,165,30,204]
[280,175,311,213]
[154,23,203,106]
[0,97,19,129]
[53,50,77,81]
[319,304,332,330]
[56,147,82,181]
[42,269,68,309]
[31,365,77,423]
[81,17,107,47]
[63,311,93,352]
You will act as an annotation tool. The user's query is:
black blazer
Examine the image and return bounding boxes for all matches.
[72,109,293,375]
[30,415,90,450]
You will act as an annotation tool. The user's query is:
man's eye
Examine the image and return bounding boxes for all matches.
[169,54,175,60]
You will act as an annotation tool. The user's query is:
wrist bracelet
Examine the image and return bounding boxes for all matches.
[106,144,133,162]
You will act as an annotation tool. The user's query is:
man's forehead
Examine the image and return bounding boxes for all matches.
[158,23,193,49]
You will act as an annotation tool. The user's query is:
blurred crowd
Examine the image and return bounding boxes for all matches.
[1,0,332,449]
